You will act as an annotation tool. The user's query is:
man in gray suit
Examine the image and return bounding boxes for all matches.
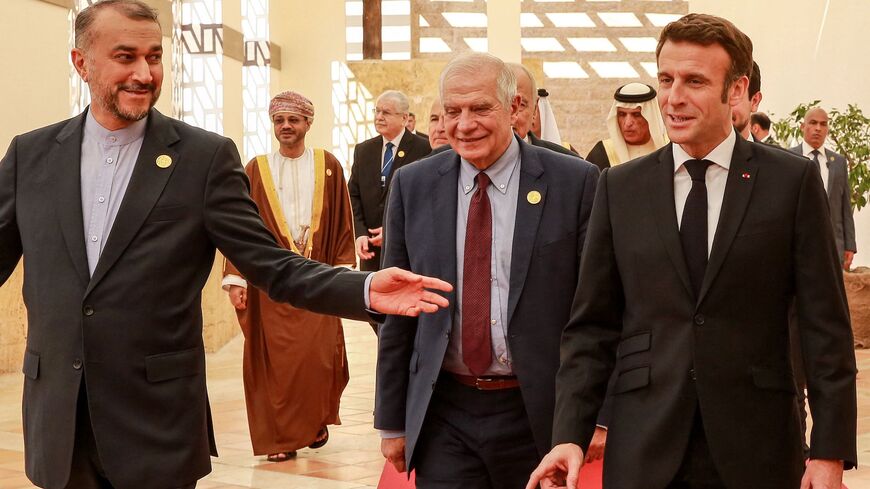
[789,107,857,270]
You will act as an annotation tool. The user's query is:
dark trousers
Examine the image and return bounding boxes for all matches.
[413,373,539,489]
[64,380,196,489]
[666,407,726,489]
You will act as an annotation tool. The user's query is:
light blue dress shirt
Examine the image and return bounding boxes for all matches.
[443,136,521,376]
[80,111,148,276]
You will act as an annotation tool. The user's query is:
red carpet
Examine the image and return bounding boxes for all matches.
[579,459,604,488]
[378,462,415,488]
[377,460,603,489]
[378,459,846,488]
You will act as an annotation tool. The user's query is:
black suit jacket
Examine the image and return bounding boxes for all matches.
[553,137,856,488]
[348,130,431,271]
[374,138,599,467]
[0,109,370,489]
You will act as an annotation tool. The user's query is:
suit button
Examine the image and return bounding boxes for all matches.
[73,359,83,370]
[689,368,696,380]
[83,306,94,316]
[693,314,705,325]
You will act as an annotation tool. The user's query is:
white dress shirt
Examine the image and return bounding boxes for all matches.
[801,140,830,194]
[222,149,314,290]
[381,129,405,169]
[673,130,736,256]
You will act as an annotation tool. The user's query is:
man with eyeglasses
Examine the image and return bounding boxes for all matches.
[348,90,431,286]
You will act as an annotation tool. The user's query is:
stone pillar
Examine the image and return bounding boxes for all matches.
[196,0,244,352]
[270,0,346,150]
[487,0,521,63]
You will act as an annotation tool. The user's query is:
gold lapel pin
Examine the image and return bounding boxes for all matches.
[326,168,333,177]
[527,190,542,204]
[397,150,406,158]
[156,155,172,169]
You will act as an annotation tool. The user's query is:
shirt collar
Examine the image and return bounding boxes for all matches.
[802,140,824,158]
[383,129,405,149]
[673,129,736,174]
[84,107,148,147]
[460,135,520,196]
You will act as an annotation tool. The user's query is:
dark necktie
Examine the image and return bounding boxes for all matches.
[381,142,395,187]
[811,149,821,171]
[680,159,713,299]
[462,172,492,376]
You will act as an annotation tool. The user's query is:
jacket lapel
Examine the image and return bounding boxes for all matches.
[434,154,459,326]
[51,113,90,287]
[86,110,180,296]
[507,140,546,327]
[697,137,757,303]
[649,145,694,299]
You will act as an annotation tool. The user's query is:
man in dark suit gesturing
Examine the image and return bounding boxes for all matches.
[528,13,856,489]
[375,53,598,488]
[0,2,450,488]
[348,90,431,273]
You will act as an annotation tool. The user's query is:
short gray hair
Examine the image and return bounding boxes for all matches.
[440,53,516,108]
[377,90,410,114]
[507,62,537,103]
[75,0,160,50]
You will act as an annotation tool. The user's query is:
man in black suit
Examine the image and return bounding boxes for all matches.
[528,13,855,489]
[348,90,431,273]
[750,112,779,146]
[375,53,598,488]
[732,61,763,141]
[0,2,450,488]
[507,63,579,158]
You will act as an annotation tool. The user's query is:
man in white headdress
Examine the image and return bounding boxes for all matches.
[585,82,668,170]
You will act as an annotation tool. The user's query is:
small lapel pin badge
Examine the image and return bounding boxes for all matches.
[397,150,406,158]
[156,155,172,169]
[527,190,542,204]
[741,172,751,180]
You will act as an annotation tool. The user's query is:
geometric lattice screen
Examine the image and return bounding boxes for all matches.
[346,0,411,60]
[414,0,686,81]
[179,0,224,135]
[332,61,376,175]
[242,0,271,161]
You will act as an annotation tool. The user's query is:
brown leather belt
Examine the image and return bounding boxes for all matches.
[449,373,520,390]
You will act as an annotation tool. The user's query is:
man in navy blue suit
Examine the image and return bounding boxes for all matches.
[374,53,599,488]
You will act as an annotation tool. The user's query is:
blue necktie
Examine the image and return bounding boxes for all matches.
[381,142,395,187]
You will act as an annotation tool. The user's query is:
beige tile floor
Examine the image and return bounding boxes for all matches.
[0,320,869,488]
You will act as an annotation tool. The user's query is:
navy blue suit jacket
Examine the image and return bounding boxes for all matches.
[374,137,599,467]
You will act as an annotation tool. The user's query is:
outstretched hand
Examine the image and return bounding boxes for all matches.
[526,443,585,489]
[369,267,452,316]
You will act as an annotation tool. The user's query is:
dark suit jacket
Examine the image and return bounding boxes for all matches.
[348,130,431,271]
[552,137,856,488]
[374,138,599,467]
[0,109,370,489]
[528,132,580,158]
[789,145,856,261]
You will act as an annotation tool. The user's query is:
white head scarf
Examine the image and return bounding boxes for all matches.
[605,83,668,164]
